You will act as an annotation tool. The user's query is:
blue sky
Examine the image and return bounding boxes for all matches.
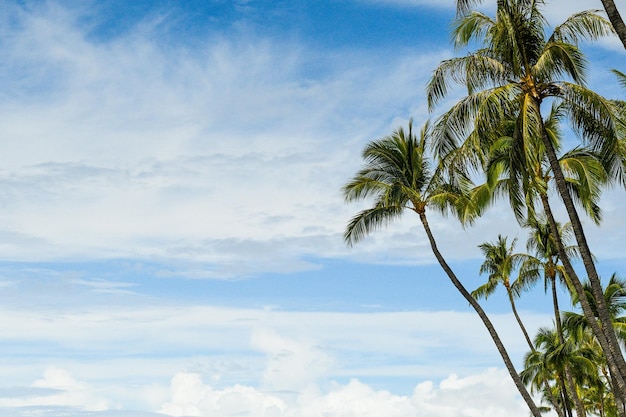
[0,0,625,416]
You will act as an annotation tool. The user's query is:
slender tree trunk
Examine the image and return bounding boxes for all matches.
[548,272,583,417]
[550,275,563,339]
[539,191,626,408]
[508,289,535,350]
[506,287,565,417]
[509,287,565,417]
[560,376,574,417]
[539,120,626,403]
[599,0,626,49]
[549,277,583,417]
[564,365,587,417]
[417,210,543,417]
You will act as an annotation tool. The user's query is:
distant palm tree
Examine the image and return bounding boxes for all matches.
[563,275,626,417]
[473,235,536,349]
[565,274,626,350]
[343,121,543,417]
[523,326,598,417]
[521,218,577,339]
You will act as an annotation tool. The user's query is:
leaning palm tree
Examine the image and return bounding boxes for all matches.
[473,235,536,349]
[343,121,543,417]
[426,0,626,396]
[521,218,578,339]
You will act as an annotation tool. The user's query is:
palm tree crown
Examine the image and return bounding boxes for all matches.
[343,121,473,246]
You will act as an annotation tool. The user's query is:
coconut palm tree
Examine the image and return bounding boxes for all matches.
[472,232,567,416]
[473,235,537,348]
[426,0,626,396]
[521,218,578,339]
[343,121,543,417]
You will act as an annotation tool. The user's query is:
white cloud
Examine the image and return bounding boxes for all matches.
[155,368,530,417]
[0,367,108,411]
[0,1,623,277]
[159,372,286,417]
[0,1,454,274]
[0,300,551,397]
[0,366,538,417]
[251,329,335,391]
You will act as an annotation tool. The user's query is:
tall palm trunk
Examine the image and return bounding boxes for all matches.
[535,102,625,378]
[417,210,543,417]
[559,375,574,417]
[539,183,626,411]
[538,119,626,400]
[599,0,626,49]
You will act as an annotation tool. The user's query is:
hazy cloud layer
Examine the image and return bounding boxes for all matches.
[0,2,622,277]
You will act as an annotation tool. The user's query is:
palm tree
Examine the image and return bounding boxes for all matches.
[426,0,626,396]
[565,275,626,350]
[523,326,599,417]
[454,0,626,49]
[521,218,577,339]
[473,233,567,417]
[343,121,543,417]
[473,235,537,349]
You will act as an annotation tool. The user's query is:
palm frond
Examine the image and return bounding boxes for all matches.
[452,11,495,48]
[550,10,614,45]
[612,68,626,89]
[534,41,587,85]
[344,204,405,246]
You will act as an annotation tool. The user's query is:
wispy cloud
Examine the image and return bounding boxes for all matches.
[0,2,623,278]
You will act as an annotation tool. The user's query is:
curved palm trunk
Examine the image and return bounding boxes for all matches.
[510,285,565,417]
[539,120,626,404]
[599,0,626,49]
[417,210,543,417]
[539,190,626,411]
[507,289,535,350]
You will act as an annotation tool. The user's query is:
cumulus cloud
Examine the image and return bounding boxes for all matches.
[0,366,536,417]
[156,368,529,417]
[159,372,286,417]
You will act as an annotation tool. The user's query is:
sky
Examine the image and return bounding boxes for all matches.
[0,0,625,416]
